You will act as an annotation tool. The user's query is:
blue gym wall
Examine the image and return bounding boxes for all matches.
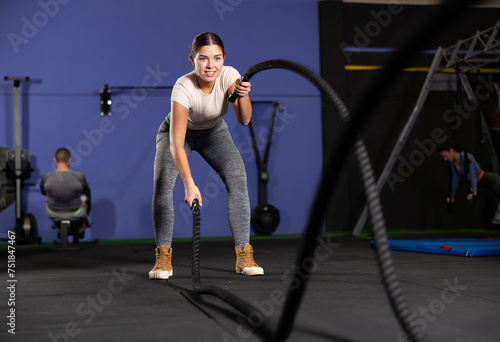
[0,0,322,242]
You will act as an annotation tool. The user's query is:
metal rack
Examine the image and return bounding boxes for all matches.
[353,21,500,236]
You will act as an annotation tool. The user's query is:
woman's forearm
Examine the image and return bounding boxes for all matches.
[235,94,252,126]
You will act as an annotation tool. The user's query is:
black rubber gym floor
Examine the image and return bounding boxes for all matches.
[2,231,500,342]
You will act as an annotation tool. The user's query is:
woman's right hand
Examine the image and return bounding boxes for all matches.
[466,192,476,201]
[185,183,202,208]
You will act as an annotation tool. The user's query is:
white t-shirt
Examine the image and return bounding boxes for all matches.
[169,66,240,130]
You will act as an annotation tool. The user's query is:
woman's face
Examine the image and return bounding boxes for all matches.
[439,150,453,162]
[190,44,224,86]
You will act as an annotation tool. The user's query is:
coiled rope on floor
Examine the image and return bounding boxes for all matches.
[191,198,275,339]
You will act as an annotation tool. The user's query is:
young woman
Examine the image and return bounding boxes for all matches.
[149,32,263,279]
[437,140,500,204]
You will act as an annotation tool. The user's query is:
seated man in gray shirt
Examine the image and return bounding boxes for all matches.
[40,148,90,224]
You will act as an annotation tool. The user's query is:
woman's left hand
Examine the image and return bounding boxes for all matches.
[233,78,251,98]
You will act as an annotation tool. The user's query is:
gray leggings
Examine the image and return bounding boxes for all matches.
[152,118,250,249]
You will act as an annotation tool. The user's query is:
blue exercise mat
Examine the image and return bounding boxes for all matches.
[370,238,500,257]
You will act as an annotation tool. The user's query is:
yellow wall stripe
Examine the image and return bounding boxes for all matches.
[345,65,500,73]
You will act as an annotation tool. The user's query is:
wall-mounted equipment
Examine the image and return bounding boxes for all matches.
[99,84,173,116]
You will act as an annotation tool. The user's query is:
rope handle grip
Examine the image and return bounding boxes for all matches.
[192,198,199,211]
[228,74,251,103]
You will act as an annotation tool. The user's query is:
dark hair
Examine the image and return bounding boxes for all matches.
[437,139,463,153]
[55,147,71,163]
[190,32,225,58]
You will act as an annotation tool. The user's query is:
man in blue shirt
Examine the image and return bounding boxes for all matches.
[438,140,500,204]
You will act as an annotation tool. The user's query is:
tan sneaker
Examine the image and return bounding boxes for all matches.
[235,243,264,276]
[148,245,173,279]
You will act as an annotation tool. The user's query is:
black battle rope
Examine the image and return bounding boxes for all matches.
[199,59,420,341]
[190,198,275,339]
[189,2,479,340]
